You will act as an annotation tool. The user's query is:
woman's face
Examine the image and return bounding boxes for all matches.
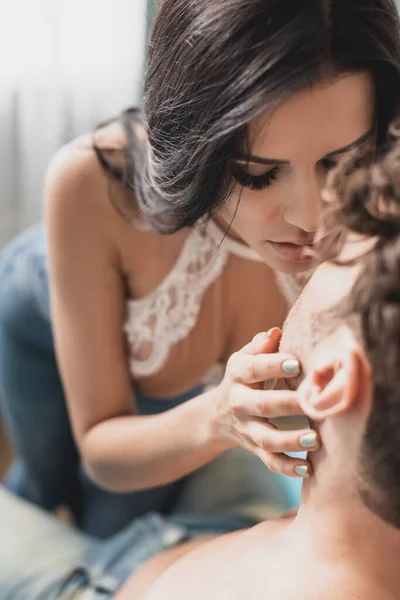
[217,71,375,273]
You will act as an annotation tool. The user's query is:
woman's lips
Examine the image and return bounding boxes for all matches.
[267,231,341,263]
[267,241,315,262]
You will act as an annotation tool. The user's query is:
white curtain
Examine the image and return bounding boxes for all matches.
[0,0,147,246]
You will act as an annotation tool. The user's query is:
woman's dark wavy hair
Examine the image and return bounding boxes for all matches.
[96,0,400,233]
[324,121,400,528]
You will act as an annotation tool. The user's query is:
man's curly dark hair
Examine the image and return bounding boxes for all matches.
[323,123,400,527]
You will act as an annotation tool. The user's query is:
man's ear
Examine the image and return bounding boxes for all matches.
[298,347,369,421]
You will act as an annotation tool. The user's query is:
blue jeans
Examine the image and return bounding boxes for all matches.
[0,486,258,599]
[0,225,301,539]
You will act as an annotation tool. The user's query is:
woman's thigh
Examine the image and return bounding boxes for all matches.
[0,225,80,509]
[78,473,186,539]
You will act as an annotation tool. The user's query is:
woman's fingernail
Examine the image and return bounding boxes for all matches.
[295,465,310,478]
[282,359,300,374]
[299,432,319,449]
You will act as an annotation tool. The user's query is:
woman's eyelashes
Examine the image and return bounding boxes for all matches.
[232,157,338,191]
[232,166,280,191]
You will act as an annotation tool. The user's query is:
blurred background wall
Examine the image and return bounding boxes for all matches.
[0,0,158,248]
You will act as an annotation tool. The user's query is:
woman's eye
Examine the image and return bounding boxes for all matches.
[232,166,280,191]
[321,158,337,171]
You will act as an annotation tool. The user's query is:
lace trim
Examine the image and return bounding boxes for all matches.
[124,223,229,377]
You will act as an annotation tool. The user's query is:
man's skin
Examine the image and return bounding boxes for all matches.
[115,235,400,600]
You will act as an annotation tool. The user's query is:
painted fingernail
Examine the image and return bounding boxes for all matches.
[282,359,300,374]
[299,432,319,449]
[295,465,310,478]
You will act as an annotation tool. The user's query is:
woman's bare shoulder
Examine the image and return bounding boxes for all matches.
[44,123,137,243]
[44,125,189,283]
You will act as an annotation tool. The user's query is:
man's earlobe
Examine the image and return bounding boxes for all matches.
[298,349,362,421]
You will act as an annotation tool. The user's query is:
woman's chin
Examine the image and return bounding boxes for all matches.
[276,261,316,275]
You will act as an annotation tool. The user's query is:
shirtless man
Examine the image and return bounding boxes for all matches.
[2,143,400,599]
[119,145,400,599]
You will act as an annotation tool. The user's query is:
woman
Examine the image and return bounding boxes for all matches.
[0,0,399,539]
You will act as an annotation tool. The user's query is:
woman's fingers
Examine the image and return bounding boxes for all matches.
[241,328,281,355]
[240,429,313,479]
[246,419,320,455]
[257,450,312,478]
[228,350,301,385]
[216,330,314,480]
[231,388,302,419]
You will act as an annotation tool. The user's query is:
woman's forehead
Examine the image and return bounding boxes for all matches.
[248,72,375,162]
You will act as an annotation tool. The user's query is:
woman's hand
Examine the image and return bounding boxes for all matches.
[212,328,319,478]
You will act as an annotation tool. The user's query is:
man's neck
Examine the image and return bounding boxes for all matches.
[289,450,400,596]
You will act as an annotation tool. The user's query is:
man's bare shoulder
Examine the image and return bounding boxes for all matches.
[119,511,382,600]
[143,518,289,600]
[141,514,372,600]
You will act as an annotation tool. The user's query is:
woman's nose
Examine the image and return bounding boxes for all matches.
[283,171,322,233]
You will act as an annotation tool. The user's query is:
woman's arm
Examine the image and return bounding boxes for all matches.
[82,390,228,491]
[45,140,230,493]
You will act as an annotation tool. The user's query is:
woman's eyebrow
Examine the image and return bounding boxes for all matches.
[232,155,289,166]
[232,128,375,166]
[323,128,375,158]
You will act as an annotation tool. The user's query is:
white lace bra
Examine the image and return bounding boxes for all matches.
[124,219,306,379]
